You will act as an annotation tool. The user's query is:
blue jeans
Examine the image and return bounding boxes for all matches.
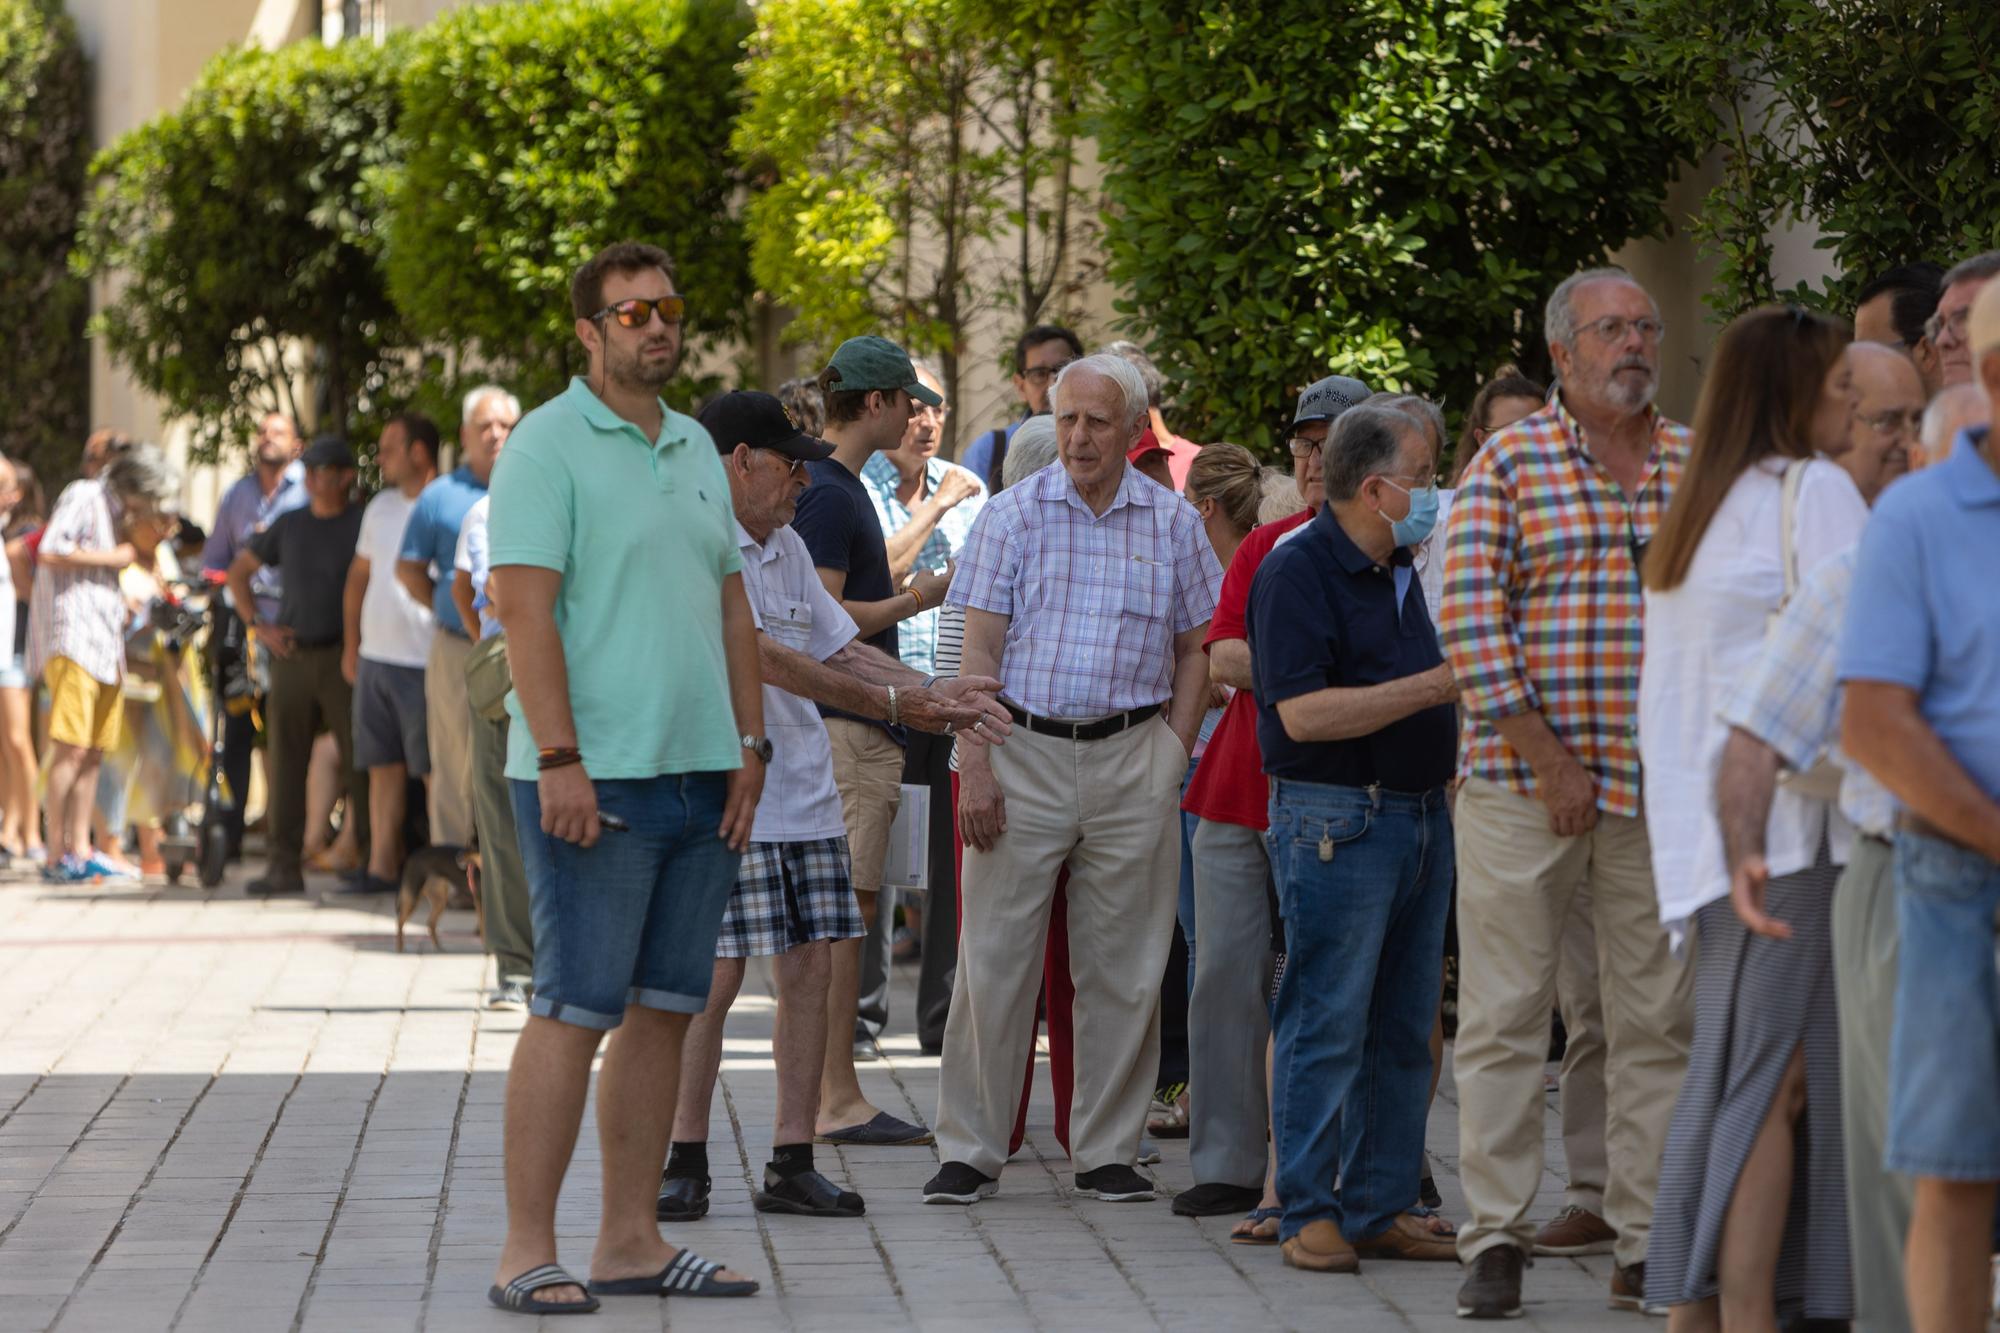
[510,772,741,1031]
[1266,779,1452,1243]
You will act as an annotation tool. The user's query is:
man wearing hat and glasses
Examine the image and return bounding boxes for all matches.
[660,391,1009,1222]
[227,436,364,898]
[791,336,954,1146]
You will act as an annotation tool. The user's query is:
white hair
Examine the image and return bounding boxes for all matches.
[1002,416,1059,488]
[1257,469,1302,524]
[462,383,521,425]
[1051,354,1148,429]
[1921,382,1990,456]
[1545,266,1648,348]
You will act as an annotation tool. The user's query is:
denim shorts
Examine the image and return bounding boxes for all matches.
[352,660,429,774]
[1886,828,2000,1180]
[510,772,742,1031]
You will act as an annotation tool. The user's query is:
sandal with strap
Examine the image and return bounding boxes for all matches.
[588,1249,759,1299]
[1230,1206,1282,1245]
[489,1264,600,1315]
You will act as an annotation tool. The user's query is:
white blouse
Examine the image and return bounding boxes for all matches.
[1638,457,1869,934]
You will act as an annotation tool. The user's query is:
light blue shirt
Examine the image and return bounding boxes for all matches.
[201,461,306,622]
[859,452,986,674]
[399,465,487,636]
[1839,427,2000,800]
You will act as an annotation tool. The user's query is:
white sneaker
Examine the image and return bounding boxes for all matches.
[485,981,528,1011]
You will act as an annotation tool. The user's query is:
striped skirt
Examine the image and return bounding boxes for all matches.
[1645,853,1850,1321]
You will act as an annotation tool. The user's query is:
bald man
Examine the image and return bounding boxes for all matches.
[1830,343,1924,504]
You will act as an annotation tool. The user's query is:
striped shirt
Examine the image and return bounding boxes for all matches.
[947,462,1221,719]
[1438,398,1689,818]
[28,479,129,686]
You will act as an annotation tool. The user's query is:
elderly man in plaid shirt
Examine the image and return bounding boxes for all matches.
[1440,267,1695,1320]
[925,353,1223,1208]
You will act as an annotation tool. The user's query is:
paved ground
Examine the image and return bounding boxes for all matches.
[0,862,1626,1332]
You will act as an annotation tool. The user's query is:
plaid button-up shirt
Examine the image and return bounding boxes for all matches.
[28,479,130,686]
[1438,398,1689,818]
[859,452,986,676]
[947,462,1221,719]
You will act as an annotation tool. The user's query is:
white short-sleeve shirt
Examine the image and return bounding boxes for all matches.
[738,520,859,844]
[355,488,436,668]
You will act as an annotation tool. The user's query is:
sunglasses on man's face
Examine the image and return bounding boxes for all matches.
[591,295,686,329]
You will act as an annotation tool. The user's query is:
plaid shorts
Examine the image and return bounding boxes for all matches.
[715,836,864,958]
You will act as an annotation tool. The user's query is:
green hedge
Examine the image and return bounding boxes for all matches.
[0,0,89,481]
[382,0,754,412]
[1089,0,1693,450]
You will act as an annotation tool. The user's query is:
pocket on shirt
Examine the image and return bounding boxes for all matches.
[1119,556,1171,620]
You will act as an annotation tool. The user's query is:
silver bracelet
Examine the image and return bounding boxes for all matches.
[886,684,900,727]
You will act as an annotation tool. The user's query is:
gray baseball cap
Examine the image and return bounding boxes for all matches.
[1292,374,1373,425]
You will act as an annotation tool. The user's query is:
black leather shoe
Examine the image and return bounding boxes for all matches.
[246,874,304,896]
[655,1172,710,1221]
[1172,1182,1264,1217]
[753,1167,864,1217]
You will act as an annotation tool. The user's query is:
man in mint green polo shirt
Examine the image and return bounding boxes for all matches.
[484,241,767,1316]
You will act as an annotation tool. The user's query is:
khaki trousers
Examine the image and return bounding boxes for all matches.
[1556,886,1610,1216]
[1832,835,1913,1333]
[1453,777,1691,1268]
[424,631,474,847]
[827,719,904,1037]
[936,716,1185,1176]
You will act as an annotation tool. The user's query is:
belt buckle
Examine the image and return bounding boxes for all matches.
[1068,719,1085,741]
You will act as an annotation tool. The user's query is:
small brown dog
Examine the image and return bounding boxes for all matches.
[395,844,484,952]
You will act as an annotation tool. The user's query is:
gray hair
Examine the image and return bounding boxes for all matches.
[1257,469,1303,523]
[1099,339,1164,410]
[104,442,182,514]
[1940,250,2000,292]
[462,383,521,425]
[1377,393,1447,462]
[1921,382,1989,456]
[1322,405,1421,503]
[1002,416,1059,488]
[1545,266,1646,348]
[1051,354,1149,429]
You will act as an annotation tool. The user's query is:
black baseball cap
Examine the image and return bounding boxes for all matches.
[302,435,358,470]
[699,391,836,463]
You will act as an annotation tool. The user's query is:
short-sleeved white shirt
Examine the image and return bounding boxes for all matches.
[738,520,859,843]
[355,488,435,668]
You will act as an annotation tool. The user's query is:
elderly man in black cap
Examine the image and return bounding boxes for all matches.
[660,391,1009,1221]
[226,436,364,897]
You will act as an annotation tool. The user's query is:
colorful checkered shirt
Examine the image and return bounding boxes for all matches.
[1438,398,1689,818]
[947,463,1221,719]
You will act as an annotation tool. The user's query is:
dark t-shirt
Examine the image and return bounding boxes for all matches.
[792,455,900,736]
[1247,506,1456,791]
[247,504,364,647]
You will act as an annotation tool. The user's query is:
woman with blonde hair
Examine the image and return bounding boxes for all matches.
[1639,305,1867,1329]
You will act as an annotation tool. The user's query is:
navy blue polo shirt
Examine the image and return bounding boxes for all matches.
[1246,506,1456,791]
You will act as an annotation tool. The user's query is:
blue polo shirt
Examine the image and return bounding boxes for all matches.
[1247,505,1456,791]
[1839,427,2000,800]
[398,465,486,636]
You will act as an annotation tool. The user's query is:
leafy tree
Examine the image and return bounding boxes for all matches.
[736,0,1096,448]
[73,35,412,460]
[1603,0,2000,316]
[1089,0,1695,451]
[0,0,89,481]
[380,0,754,414]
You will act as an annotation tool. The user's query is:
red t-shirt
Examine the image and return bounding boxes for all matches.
[1182,509,1313,829]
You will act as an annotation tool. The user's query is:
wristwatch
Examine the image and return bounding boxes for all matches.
[740,734,773,764]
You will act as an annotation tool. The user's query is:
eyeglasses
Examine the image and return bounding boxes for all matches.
[590,295,686,329]
[915,400,952,422]
[1925,306,1971,344]
[755,448,807,478]
[1020,362,1072,386]
[1579,315,1666,345]
[1286,435,1325,458]
[1858,407,1923,439]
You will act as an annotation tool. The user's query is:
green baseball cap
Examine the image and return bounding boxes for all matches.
[823,335,943,407]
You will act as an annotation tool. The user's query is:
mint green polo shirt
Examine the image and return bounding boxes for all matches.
[489,377,744,781]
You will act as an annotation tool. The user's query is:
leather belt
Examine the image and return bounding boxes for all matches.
[1004,701,1161,742]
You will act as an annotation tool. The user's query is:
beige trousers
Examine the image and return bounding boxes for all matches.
[1556,886,1610,1217]
[424,631,474,847]
[1453,777,1691,1268]
[935,716,1185,1176]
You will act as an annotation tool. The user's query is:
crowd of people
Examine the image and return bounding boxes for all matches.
[16,237,1998,1332]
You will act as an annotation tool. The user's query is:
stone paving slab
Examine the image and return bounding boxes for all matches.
[0,863,1621,1331]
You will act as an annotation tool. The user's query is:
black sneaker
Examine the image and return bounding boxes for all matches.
[1171,1181,1264,1217]
[656,1172,710,1221]
[1456,1244,1526,1320]
[1074,1165,1155,1202]
[921,1161,996,1205]
[246,874,304,896]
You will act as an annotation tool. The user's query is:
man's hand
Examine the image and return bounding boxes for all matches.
[958,753,1007,851]
[910,563,952,607]
[1533,754,1599,837]
[340,644,359,686]
[538,763,599,847]
[257,623,297,660]
[720,754,764,852]
[1729,852,1790,940]
[934,470,981,512]
[902,675,1012,741]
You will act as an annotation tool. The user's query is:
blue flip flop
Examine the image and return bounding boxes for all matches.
[587,1250,759,1298]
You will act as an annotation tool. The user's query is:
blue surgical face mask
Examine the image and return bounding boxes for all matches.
[1378,476,1440,547]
